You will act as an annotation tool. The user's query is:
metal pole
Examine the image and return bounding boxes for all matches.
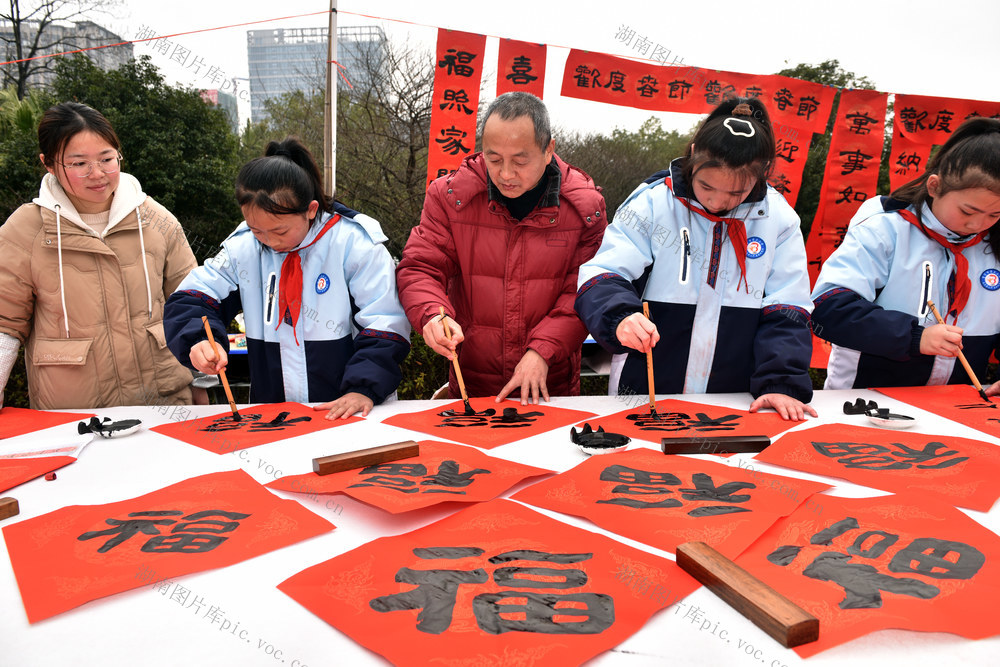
[323,0,338,196]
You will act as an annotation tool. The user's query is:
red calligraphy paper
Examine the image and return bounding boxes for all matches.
[381,398,595,449]
[0,434,94,493]
[579,397,797,447]
[0,407,93,439]
[150,401,356,454]
[755,422,1000,511]
[560,50,835,135]
[2,469,334,623]
[426,29,486,189]
[808,88,890,285]
[889,93,1000,191]
[875,384,1000,439]
[266,440,551,513]
[496,38,546,98]
[736,493,1000,656]
[278,498,699,666]
[514,449,829,558]
[0,456,74,494]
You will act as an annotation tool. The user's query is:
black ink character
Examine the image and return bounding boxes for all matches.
[767,518,985,609]
[248,411,311,431]
[78,509,250,553]
[371,547,614,635]
[489,408,543,428]
[438,49,478,77]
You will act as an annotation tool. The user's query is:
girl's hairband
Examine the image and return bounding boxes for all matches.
[723,117,755,138]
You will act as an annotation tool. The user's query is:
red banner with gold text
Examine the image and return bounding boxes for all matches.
[426,29,487,189]
[496,38,546,98]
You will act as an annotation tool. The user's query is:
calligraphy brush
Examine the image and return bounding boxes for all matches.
[642,302,659,420]
[201,316,241,420]
[439,306,474,415]
[926,300,991,403]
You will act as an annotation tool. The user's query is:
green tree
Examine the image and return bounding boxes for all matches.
[774,60,881,235]
[0,84,53,219]
[52,54,242,259]
[556,116,692,214]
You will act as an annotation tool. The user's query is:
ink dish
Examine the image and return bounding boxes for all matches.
[571,424,630,456]
[78,417,143,438]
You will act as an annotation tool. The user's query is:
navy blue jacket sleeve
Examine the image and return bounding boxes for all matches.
[163,246,245,370]
[752,306,814,402]
[812,288,923,361]
[339,330,410,403]
[575,274,642,355]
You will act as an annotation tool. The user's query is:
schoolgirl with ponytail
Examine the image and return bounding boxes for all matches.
[165,138,410,418]
[812,117,1000,393]
[576,97,817,420]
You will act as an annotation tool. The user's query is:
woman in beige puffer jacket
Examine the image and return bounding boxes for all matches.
[0,102,197,410]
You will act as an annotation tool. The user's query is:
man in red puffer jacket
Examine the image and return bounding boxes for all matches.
[397,92,607,404]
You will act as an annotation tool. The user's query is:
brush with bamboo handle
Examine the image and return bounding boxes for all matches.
[926,300,990,403]
[439,306,474,415]
[642,302,659,419]
[201,316,241,420]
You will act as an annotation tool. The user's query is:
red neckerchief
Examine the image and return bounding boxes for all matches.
[666,176,750,293]
[898,208,987,322]
[276,214,340,344]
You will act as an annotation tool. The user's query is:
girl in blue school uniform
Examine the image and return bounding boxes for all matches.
[575,97,816,421]
[164,138,410,418]
[811,117,1000,394]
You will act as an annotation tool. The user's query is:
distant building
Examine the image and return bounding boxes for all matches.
[247,25,385,123]
[200,89,239,133]
[0,20,133,90]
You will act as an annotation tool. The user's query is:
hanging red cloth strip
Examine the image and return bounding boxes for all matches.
[559,49,835,208]
[496,38,546,98]
[806,88,889,286]
[889,93,1000,191]
[425,29,487,189]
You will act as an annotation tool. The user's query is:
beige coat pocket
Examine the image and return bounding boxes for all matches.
[29,337,96,408]
[145,322,193,396]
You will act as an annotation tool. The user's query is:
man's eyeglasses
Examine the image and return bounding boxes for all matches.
[60,154,122,177]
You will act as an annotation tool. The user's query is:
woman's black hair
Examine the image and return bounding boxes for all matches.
[682,96,775,202]
[891,117,1000,256]
[38,101,121,168]
[235,137,333,220]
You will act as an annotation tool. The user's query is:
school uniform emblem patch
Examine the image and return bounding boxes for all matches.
[746,236,766,259]
[980,269,1000,291]
[315,273,331,294]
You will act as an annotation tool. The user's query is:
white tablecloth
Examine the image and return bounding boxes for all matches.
[2,389,998,666]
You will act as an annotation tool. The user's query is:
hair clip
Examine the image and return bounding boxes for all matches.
[723,117,755,137]
[732,103,753,116]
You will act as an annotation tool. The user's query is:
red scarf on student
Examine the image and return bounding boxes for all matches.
[674,195,750,293]
[664,175,751,293]
[277,214,340,344]
[898,208,987,322]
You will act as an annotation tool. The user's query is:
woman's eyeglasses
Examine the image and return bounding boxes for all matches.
[60,154,122,177]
